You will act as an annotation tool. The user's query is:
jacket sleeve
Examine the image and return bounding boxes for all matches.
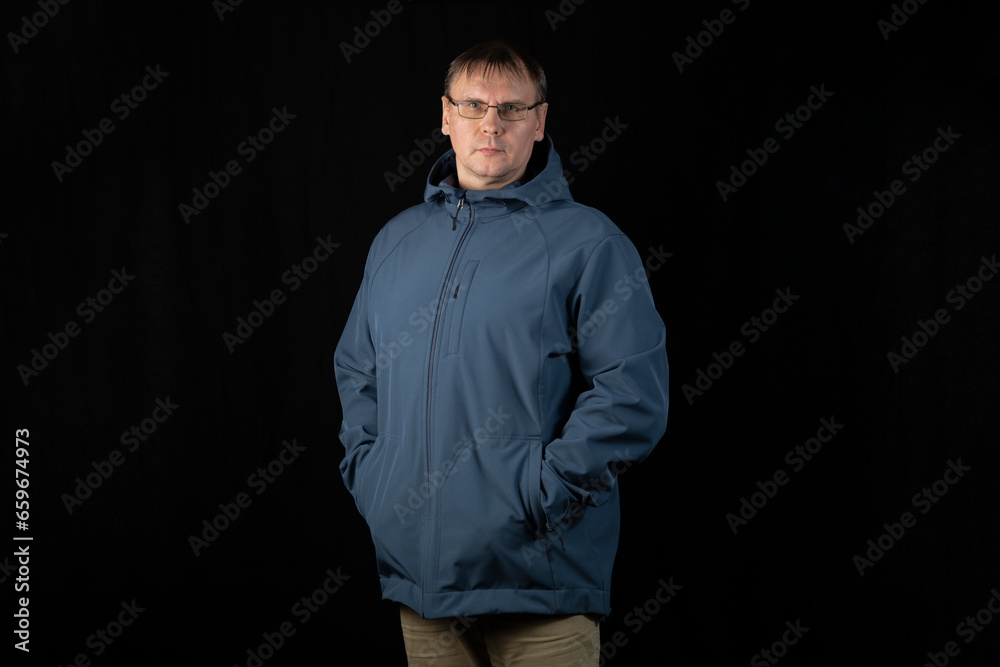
[540,233,669,532]
[334,242,380,504]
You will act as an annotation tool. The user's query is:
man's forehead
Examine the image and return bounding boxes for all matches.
[450,67,534,100]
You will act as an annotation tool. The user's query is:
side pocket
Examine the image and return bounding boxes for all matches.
[354,434,387,519]
[446,260,480,355]
[525,439,545,533]
[435,437,553,591]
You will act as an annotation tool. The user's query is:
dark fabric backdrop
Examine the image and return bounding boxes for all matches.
[2,0,997,665]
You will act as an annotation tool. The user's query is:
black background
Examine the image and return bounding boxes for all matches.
[3,0,998,665]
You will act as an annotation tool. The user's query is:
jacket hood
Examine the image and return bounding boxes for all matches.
[423,133,574,207]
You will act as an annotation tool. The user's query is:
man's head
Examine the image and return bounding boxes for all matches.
[441,40,548,191]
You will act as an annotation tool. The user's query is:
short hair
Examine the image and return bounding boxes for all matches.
[443,40,547,105]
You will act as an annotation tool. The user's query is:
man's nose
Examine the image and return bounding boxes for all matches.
[480,107,502,133]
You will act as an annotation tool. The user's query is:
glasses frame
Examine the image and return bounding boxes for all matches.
[446,96,545,122]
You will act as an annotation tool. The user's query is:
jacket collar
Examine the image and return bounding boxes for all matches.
[423,134,574,208]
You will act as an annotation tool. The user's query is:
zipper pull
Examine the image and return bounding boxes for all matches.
[451,195,465,231]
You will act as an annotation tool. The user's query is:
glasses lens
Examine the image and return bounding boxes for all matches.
[458,101,486,119]
[497,103,528,121]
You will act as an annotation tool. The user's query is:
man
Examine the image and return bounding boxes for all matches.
[334,40,668,665]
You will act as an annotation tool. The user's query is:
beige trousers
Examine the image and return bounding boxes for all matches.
[398,603,600,666]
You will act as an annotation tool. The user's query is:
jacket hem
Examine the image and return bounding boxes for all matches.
[381,576,610,619]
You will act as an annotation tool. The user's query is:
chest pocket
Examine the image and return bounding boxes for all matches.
[445,259,480,356]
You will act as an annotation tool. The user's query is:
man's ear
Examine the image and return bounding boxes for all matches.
[441,96,451,136]
[533,103,548,142]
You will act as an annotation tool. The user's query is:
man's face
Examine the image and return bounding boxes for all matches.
[441,67,547,191]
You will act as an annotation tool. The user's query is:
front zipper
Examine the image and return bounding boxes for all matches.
[421,193,472,613]
[451,196,464,231]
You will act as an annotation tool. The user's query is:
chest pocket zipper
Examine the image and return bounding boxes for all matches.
[445,259,480,356]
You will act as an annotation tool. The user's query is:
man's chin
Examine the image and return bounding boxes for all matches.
[470,156,510,171]
[468,164,512,180]
[455,157,528,189]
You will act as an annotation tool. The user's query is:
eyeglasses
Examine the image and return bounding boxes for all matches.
[447,97,544,121]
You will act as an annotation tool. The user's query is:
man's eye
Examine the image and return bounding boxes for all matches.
[502,104,521,112]
[464,102,482,109]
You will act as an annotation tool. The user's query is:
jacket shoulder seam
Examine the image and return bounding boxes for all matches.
[366,207,438,309]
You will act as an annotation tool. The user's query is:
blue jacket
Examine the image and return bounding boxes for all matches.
[334,135,668,619]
